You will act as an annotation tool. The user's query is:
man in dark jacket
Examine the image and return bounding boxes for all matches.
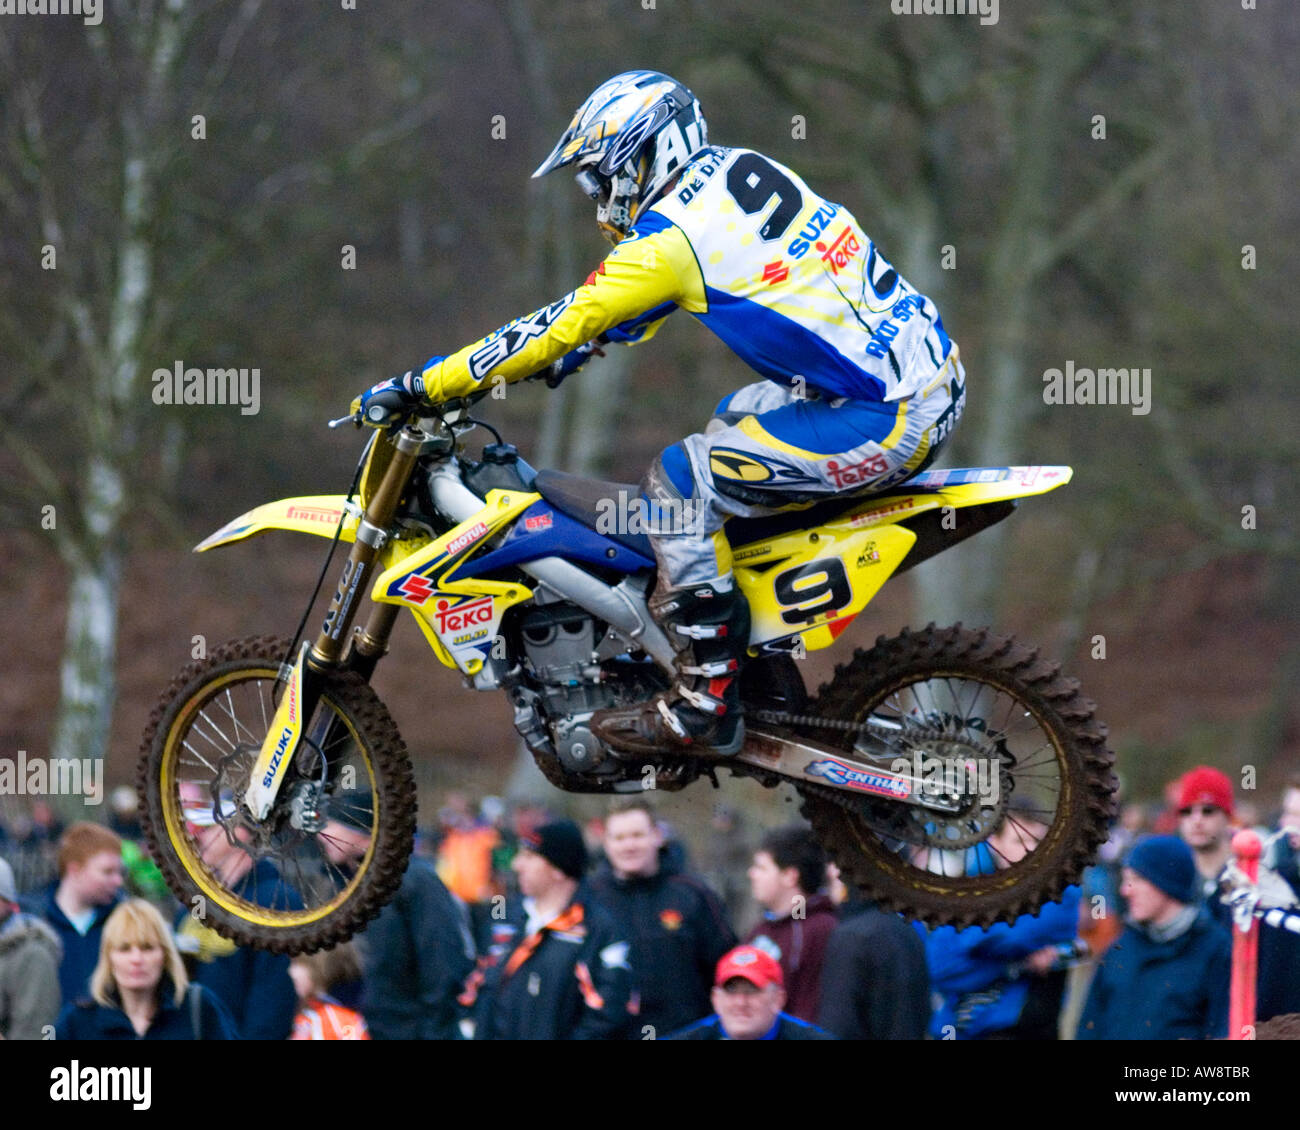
[24,821,124,1005]
[358,853,475,1040]
[587,799,735,1037]
[1275,776,1300,895]
[816,871,930,1040]
[1176,767,1236,902]
[174,857,301,1040]
[168,804,302,1040]
[669,944,834,1040]
[468,820,633,1040]
[1079,836,1231,1040]
[743,825,838,1022]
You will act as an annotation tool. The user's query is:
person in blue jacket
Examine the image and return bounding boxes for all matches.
[668,944,834,1040]
[56,899,237,1040]
[923,885,1084,1040]
[1078,836,1231,1040]
[173,820,301,1039]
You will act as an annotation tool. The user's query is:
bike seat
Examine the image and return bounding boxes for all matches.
[533,469,907,561]
[533,470,655,558]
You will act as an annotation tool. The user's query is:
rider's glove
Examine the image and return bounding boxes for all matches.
[531,340,606,389]
[350,360,443,426]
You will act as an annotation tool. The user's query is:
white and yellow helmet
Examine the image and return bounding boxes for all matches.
[532,70,709,243]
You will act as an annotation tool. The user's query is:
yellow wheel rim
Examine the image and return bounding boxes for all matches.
[158,666,379,927]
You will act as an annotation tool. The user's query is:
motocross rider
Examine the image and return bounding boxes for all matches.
[354,70,966,758]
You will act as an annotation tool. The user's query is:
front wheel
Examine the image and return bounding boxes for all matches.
[797,624,1117,929]
[138,636,415,954]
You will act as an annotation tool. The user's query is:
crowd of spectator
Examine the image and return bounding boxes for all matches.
[1,767,1296,1041]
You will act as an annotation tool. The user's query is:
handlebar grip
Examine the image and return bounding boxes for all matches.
[362,389,411,425]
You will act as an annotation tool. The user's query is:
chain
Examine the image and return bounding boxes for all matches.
[749,709,957,751]
[751,709,867,733]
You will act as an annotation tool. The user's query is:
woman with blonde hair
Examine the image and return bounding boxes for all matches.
[55,898,237,1040]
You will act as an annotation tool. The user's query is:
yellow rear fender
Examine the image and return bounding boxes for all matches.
[734,465,1072,655]
[193,495,360,552]
[836,465,1074,530]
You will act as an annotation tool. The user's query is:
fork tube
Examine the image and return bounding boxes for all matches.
[310,427,424,671]
[347,603,400,681]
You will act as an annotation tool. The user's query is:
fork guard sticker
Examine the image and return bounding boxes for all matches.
[804,757,911,798]
[244,643,309,821]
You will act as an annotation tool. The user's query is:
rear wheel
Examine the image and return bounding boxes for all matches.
[138,636,415,954]
[796,624,1116,929]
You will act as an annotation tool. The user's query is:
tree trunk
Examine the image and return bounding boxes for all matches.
[504,0,578,471]
[50,548,122,771]
[565,345,632,477]
[47,3,177,774]
[909,36,1063,629]
[910,320,1031,628]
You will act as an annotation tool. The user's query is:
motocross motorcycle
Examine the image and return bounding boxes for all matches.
[139,392,1117,955]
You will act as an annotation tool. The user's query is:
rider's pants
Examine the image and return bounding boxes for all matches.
[643,350,966,588]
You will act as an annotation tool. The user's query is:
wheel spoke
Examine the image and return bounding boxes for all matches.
[179,741,219,775]
[220,687,260,746]
[190,711,238,757]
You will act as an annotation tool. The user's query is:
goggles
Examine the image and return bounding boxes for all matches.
[574,167,608,202]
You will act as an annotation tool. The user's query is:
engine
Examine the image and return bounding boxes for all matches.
[511,595,664,774]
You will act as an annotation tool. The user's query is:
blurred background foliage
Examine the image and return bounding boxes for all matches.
[0,0,1295,815]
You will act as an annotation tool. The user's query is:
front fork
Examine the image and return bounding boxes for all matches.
[243,427,424,821]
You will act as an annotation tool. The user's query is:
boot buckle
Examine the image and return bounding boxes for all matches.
[676,685,727,716]
[656,698,692,740]
[673,623,726,641]
[678,659,738,678]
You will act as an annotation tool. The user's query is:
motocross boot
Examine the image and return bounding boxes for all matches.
[591,577,750,757]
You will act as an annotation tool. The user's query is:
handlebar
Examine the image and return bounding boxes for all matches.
[329,389,490,433]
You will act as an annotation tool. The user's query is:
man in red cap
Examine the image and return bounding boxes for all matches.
[1175,766,1236,905]
[1176,767,1300,1024]
[667,944,833,1040]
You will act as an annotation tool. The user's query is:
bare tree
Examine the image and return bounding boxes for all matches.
[0,0,443,772]
[0,2,205,769]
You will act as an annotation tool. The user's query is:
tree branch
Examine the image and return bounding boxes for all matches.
[1151,405,1297,557]
[1028,138,1178,281]
[0,418,79,556]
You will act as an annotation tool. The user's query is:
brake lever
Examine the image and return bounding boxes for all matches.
[328,412,361,429]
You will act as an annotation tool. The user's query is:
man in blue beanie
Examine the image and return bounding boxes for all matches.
[1078,835,1231,1040]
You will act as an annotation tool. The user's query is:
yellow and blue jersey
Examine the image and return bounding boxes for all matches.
[421,146,953,406]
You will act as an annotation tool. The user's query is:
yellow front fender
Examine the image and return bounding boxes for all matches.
[193,495,359,552]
